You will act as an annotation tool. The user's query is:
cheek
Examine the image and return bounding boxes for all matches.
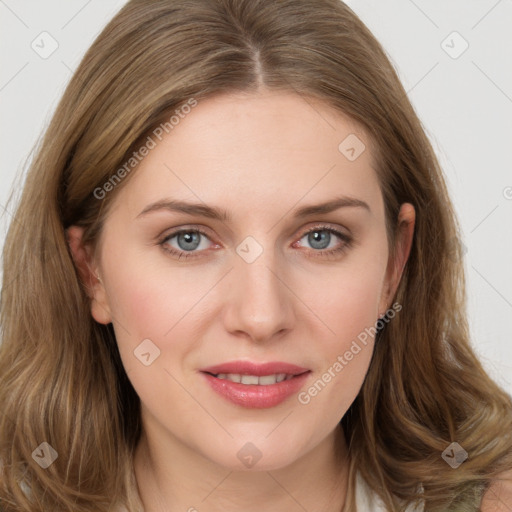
[102,241,197,331]
[106,274,161,337]
[302,248,387,408]
[103,266,202,402]
[316,255,387,350]
[102,247,216,376]
[298,273,382,419]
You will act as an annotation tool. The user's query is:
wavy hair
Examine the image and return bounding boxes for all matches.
[1,1,511,511]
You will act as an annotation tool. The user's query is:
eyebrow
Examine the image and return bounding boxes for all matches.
[136,195,370,222]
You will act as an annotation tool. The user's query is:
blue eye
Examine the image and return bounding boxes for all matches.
[301,229,336,250]
[294,225,353,259]
[173,231,202,251]
[159,225,352,261]
[160,229,213,259]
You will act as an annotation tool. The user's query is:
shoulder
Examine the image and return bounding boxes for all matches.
[480,470,512,512]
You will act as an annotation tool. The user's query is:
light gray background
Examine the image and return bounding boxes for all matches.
[1,1,511,394]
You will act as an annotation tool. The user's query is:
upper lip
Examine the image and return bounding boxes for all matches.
[200,361,310,377]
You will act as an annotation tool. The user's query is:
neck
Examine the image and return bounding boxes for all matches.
[133,424,349,512]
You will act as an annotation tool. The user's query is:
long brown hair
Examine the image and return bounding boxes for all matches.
[1,1,511,511]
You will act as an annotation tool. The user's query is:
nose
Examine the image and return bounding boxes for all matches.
[221,248,296,344]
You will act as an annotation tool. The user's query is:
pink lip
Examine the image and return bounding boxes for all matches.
[201,361,309,376]
[200,361,311,409]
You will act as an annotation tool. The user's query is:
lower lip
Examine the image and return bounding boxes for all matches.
[202,372,310,408]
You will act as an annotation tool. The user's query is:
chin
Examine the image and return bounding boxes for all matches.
[199,434,311,473]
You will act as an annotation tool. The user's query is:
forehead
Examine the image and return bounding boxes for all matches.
[111,90,382,220]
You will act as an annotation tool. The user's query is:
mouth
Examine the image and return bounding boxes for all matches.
[206,372,296,385]
[200,361,311,408]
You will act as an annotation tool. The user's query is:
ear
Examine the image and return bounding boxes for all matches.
[378,203,415,315]
[66,225,112,325]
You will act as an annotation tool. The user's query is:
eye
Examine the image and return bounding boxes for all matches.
[158,224,353,261]
[160,228,216,260]
[293,225,353,259]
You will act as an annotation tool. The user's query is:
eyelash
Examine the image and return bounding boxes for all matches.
[158,224,353,261]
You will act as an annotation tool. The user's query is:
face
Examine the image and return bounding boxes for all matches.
[76,90,411,471]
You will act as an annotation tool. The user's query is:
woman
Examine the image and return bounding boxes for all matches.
[0,1,511,511]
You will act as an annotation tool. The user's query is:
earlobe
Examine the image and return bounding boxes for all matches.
[66,225,112,325]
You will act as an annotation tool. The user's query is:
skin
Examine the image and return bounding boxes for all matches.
[68,90,415,512]
[480,472,512,511]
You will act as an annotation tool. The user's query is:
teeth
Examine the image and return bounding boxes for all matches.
[241,375,259,385]
[214,373,294,385]
[258,375,277,385]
